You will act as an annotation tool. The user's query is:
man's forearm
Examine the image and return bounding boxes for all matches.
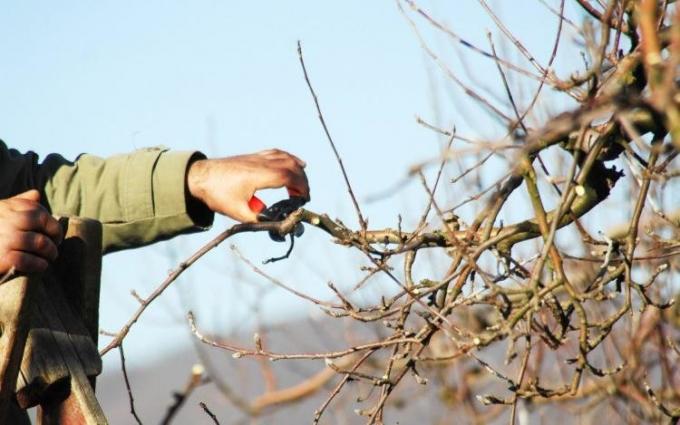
[0,141,214,253]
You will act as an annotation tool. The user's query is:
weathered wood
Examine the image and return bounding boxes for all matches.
[41,217,106,424]
[0,276,34,422]
[15,310,70,409]
[33,278,107,425]
[15,279,102,410]
[54,217,103,345]
[14,217,103,411]
[56,216,103,390]
[0,216,107,423]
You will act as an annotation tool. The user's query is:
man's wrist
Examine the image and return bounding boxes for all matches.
[187,157,207,204]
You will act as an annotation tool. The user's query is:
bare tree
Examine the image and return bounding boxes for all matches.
[103,1,680,424]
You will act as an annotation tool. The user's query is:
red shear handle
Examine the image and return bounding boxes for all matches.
[249,187,306,215]
[248,196,266,214]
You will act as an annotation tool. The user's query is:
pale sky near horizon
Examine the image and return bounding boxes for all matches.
[0,0,592,379]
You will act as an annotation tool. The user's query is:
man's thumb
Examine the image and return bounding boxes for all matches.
[235,203,259,223]
[14,189,41,202]
[229,197,263,223]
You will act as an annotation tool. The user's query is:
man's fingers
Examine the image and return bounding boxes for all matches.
[0,251,49,273]
[13,189,41,203]
[289,173,311,201]
[279,153,306,168]
[276,169,310,201]
[0,190,61,275]
[8,231,59,262]
[43,215,63,244]
[260,149,307,168]
[7,197,43,213]
[5,208,63,244]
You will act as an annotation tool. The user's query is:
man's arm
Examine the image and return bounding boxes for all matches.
[0,141,215,253]
[0,141,309,273]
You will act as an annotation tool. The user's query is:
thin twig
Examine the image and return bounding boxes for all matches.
[188,311,421,361]
[199,402,221,425]
[99,211,307,356]
[297,41,367,230]
[161,364,208,425]
[119,343,143,425]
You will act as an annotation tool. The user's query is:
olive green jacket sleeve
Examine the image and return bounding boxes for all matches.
[0,140,214,254]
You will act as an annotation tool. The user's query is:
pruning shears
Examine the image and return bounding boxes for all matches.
[249,195,306,242]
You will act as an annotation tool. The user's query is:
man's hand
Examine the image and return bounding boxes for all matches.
[0,190,63,275]
[186,149,310,223]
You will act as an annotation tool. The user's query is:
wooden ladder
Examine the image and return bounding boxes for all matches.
[0,217,107,424]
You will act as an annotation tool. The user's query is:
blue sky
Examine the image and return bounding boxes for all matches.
[0,0,591,374]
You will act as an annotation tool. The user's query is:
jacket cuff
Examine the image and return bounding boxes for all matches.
[152,150,215,232]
